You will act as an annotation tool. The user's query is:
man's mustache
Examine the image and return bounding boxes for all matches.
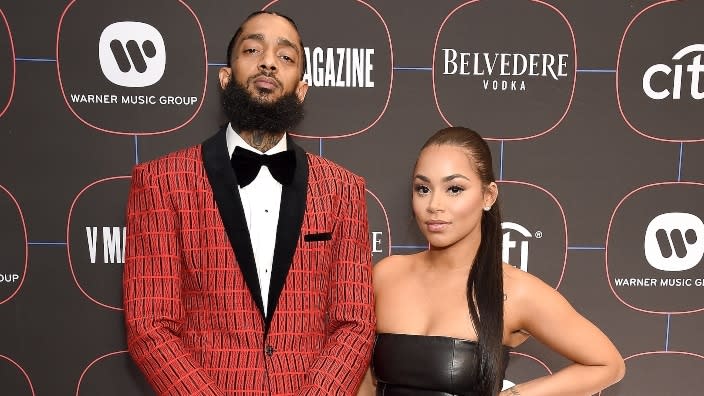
[248,72,282,89]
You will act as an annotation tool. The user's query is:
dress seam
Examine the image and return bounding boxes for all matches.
[450,340,456,392]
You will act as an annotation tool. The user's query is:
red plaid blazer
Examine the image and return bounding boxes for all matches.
[123,128,375,395]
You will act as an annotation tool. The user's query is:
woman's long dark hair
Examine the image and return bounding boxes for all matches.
[420,127,504,395]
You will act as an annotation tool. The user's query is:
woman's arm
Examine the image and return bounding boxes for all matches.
[500,267,625,396]
[356,368,376,396]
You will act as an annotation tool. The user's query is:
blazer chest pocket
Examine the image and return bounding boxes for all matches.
[304,232,332,242]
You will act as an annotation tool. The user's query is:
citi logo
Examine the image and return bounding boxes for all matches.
[643,44,704,100]
[98,21,166,88]
[644,212,704,271]
[501,222,538,272]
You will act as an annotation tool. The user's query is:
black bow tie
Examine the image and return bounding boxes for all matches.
[231,146,296,187]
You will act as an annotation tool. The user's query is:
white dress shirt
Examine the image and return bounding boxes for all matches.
[226,124,285,315]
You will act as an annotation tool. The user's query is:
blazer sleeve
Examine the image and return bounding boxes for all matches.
[123,164,225,396]
[296,175,376,395]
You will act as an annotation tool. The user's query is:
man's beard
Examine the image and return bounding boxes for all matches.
[222,78,305,134]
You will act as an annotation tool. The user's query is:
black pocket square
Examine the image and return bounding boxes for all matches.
[304,232,332,242]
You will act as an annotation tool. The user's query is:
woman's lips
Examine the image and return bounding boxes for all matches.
[426,220,449,232]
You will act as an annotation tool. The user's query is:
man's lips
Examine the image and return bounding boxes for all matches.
[253,76,279,90]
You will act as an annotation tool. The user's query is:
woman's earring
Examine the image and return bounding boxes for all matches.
[483,206,491,211]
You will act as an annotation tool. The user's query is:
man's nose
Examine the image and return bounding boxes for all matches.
[259,50,277,72]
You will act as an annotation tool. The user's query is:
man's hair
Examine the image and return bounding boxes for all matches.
[226,10,307,79]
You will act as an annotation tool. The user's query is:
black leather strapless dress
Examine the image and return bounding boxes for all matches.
[372,333,510,396]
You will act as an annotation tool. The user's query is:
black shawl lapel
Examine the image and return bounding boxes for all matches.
[265,136,309,333]
[201,126,265,318]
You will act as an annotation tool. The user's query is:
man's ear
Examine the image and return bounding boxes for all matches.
[218,67,232,90]
[295,80,309,101]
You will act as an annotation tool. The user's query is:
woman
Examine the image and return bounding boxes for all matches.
[358,127,624,395]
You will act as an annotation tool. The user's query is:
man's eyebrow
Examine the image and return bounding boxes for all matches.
[240,34,300,55]
[277,37,300,55]
[241,33,265,42]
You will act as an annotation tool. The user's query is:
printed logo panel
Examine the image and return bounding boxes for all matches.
[600,352,704,395]
[606,182,704,314]
[0,9,15,118]
[644,212,704,272]
[98,21,166,88]
[0,186,27,305]
[67,177,130,310]
[617,0,704,142]
[433,0,576,140]
[499,181,568,288]
[264,0,393,138]
[57,0,206,135]
[77,351,154,396]
[367,189,391,265]
[0,356,35,396]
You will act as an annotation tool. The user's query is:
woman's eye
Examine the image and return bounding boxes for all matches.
[448,186,464,194]
[415,185,430,194]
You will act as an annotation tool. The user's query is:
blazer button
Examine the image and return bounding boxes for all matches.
[265,345,275,356]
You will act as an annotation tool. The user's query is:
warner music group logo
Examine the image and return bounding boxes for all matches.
[57,0,207,134]
[607,183,704,313]
[68,21,196,107]
[613,212,704,289]
[644,213,704,272]
[99,21,166,88]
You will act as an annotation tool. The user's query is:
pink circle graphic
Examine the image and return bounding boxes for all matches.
[67,176,131,311]
[366,187,392,264]
[0,184,28,305]
[75,350,135,396]
[508,351,553,374]
[0,354,36,396]
[432,0,577,141]
[263,0,394,139]
[605,181,704,315]
[616,0,703,143]
[498,180,569,289]
[56,0,208,135]
[598,350,704,395]
[0,8,16,119]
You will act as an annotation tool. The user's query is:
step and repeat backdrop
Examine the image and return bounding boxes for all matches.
[1,0,703,394]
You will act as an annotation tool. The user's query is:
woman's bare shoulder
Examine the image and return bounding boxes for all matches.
[502,262,555,302]
[373,253,423,290]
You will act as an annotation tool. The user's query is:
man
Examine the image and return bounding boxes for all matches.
[123,11,375,395]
